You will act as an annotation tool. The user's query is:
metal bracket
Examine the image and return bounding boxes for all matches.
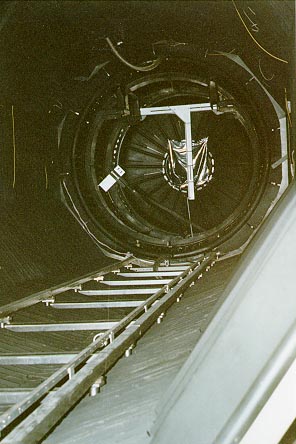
[0,317,11,328]
[209,80,235,116]
[68,285,82,292]
[67,366,75,380]
[157,312,165,324]
[90,375,106,397]
[42,298,55,307]
[125,344,135,357]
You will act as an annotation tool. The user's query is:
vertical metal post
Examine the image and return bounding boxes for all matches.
[185,120,195,200]
[171,106,195,200]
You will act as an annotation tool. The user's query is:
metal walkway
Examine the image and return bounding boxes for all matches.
[0,253,215,443]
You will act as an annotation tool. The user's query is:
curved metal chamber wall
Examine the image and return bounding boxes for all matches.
[0,1,294,292]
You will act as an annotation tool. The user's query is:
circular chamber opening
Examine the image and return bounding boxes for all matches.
[70,68,275,260]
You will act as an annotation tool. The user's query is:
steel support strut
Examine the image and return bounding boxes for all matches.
[140,103,213,200]
[140,100,233,200]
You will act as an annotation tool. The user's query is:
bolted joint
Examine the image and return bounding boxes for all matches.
[71,285,82,293]
[65,285,82,292]
[177,294,183,302]
[42,297,55,307]
[157,312,165,324]
[90,375,106,397]
[0,316,12,328]
[125,344,135,357]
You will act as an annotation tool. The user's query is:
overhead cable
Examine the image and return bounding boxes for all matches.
[106,37,162,72]
[232,0,288,64]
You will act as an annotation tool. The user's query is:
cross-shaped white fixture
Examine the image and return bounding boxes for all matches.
[140,103,212,200]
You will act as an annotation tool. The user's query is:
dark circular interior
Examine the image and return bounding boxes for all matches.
[71,69,273,259]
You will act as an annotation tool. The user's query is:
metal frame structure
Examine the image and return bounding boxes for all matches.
[0,253,215,443]
[140,101,232,200]
[0,256,134,320]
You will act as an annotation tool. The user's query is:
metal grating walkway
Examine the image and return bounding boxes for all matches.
[43,256,239,444]
[0,254,219,443]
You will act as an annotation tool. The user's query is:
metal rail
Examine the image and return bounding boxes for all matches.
[0,253,216,443]
[0,256,134,319]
